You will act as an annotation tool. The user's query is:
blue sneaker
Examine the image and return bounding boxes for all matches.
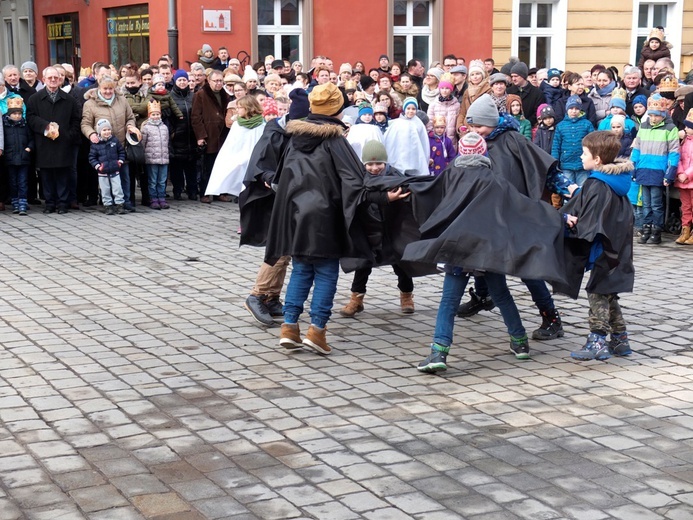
[571,333,611,361]
[417,343,449,373]
[609,332,632,356]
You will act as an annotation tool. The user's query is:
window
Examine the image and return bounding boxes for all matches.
[106,5,149,68]
[257,0,302,63]
[632,2,680,66]
[393,1,431,68]
[4,19,14,65]
[513,0,566,68]
[48,14,79,70]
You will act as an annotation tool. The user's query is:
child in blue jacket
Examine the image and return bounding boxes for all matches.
[552,95,595,186]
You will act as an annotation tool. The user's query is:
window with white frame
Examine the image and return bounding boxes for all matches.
[631,0,682,67]
[393,1,432,68]
[257,0,302,63]
[517,1,556,68]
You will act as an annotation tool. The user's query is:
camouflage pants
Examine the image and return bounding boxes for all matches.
[587,292,626,335]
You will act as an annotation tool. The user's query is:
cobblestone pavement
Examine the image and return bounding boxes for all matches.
[1,200,693,520]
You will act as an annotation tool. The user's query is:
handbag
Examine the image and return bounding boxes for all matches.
[126,141,145,165]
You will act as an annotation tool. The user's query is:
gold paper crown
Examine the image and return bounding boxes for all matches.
[647,95,667,112]
[6,97,23,110]
[440,72,454,85]
[659,75,679,93]
[148,99,161,115]
[611,88,627,102]
[343,80,357,91]
[647,27,673,49]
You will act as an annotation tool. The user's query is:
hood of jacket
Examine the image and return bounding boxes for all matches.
[286,114,346,153]
[589,159,634,196]
[84,88,125,105]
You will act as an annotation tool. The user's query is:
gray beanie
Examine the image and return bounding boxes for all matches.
[202,44,213,53]
[426,68,443,80]
[21,61,38,75]
[362,140,388,164]
[465,94,499,127]
[511,61,529,79]
[489,73,509,85]
[416,110,429,127]
[96,118,112,134]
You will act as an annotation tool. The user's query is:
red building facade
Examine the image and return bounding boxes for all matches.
[33,0,493,74]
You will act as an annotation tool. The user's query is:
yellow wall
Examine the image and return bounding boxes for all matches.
[492,0,513,64]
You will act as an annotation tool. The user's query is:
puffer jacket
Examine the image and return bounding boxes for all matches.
[123,89,149,128]
[552,113,595,170]
[675,135,693,189]
[2,114,34,165]
[146,89,184,122]
[81,89,137,146]
[632,118,680,186]
[426,96,460,145]
[88,135,125,176]
[170,85,196,158]
[141,121,170,165]
[587,88,613,124]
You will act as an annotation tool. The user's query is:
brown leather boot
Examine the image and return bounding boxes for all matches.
[685,232,693,245]
[550,193,563,209]
[302,325,332,355]
[279,323,302,350]
[400,292,415,314]
[676,225,691,244]
[339,292,365,317]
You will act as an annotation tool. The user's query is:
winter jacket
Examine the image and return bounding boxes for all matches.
[637,45,672,69]
[624,86,650,117]
[631,118,680,186]
[552,113,595,171]
[123,90,149,128]
[2,115,34,165]
[507,82,546,126]
[617,133,634,159]
[513,115,532,140]
[457,80,492,133]
[81,90,137,147]
[675,135,693,189]
[141,121,170,165]
[89,135,125,176]
[587,87,613,124]
[426,96,460,145]
[170,85,197,158]
[598,114,637,137]
[540,82,564,106]
[533,124,555,155]
[191,82,231,154]
[552,90,597,129]
[7,78,37,105]
[428,132,457,175]
[26,87,81,168]
[146,89,184,122]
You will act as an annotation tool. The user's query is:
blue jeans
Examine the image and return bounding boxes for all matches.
[284,258,340,329]
[641,185,664,229]
[8,164,28,202]
[433,271,525,348]
[562,169,589,187]
[475,276,554,313]
[633,204,643,229]
[147,164,168,200]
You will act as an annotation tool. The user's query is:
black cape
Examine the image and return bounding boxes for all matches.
[364,156,569,284]
[553,162,635,299]
[239,117,290,246]
[260,115,373,266]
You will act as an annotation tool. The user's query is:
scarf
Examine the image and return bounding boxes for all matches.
[487,113,520,140]
[61,84,72,94]
[97,91,115,106]
[172,85,190,96]
[597,81,617,97]
[422,85,439,106]
[237,114,264,129]
[46,89,60,104]
[438,93,453,103]
[491,93,508,114]
[147,118,162,126]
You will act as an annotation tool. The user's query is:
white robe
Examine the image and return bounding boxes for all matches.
[346,123,384,160]
[383,116,430,176]
[206,122,266,196]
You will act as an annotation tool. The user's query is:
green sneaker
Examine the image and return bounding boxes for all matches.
[417,343,450,373]
[509,335,531,360]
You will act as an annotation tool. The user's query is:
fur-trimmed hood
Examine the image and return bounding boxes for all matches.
[286,115,346,153]
[393,81,420,99]
[596,158,634,175]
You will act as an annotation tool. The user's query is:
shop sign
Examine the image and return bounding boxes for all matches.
[47,21,72,40]
[107,15,149,37]
[202,9,231,32]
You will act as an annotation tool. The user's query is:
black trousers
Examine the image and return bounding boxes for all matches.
[41,167,70,210]
[170,157,199,197]
[200,152,218,195]
[350,264,414,294]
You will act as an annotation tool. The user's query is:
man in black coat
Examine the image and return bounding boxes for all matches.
[621,65,650,117]
[26,67,81,214]
[507,61,546,126]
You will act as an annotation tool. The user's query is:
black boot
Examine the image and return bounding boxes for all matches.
[457,288,495,318]
[639,224,651,244]
[648,226,662,244]
[532,308,564,340]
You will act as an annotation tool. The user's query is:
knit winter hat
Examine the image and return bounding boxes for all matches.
[647,93,667,117]
[632,94,648,108]
[507,94,523,115]
[468,60,486,78]
[416,110,429,126]
[609,94,627,111]
[547,68,562,80]
[540,105,556,120]
[684,108,693,129]
[243,65,259,82]
[201,44,213,54]
[339,63,352,75]
[288,88,310,120]
[360,76,376,90]
[489,73,509,86]
[426,68,443,80]
[96,118,112,134]
[21,61,38,75]
[466,94,500,127]
[358,105,374,118]
[173,69,188,82]
[308,82,344,116]
[362,140,388,164]
[510,62,529,79]
[458,132,488,156]
[566,95,582,111]
[151,74,165,86]
[262,98,278,117]
[610,114,626,129]
[402,97,418,112]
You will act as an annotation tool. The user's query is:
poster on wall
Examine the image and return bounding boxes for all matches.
[202,9,232,32]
